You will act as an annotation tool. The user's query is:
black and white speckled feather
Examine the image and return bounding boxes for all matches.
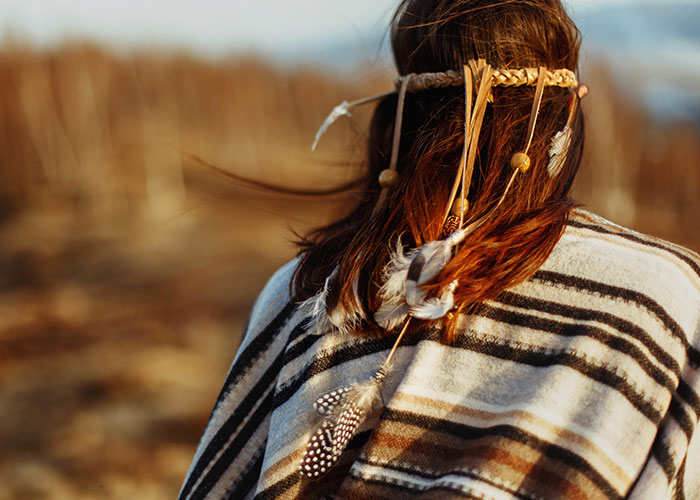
[374,229,468,328]
[299,368,387,479]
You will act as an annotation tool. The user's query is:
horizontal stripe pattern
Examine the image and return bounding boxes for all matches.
[179,210,700,499]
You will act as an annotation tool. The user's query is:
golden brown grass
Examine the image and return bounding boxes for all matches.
[0,43,697,499]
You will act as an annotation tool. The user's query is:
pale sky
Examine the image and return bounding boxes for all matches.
[0,0,693,57]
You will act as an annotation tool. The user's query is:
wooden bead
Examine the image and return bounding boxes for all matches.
[450,197,469,217]
[510,152,531,173]
[378,169,399,188]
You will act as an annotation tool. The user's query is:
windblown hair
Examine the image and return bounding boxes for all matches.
[293,0,584,340]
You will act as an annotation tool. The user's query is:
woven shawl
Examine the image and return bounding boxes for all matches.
[178,209,700,500]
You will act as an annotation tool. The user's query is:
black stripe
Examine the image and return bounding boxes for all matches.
[272,334,423,412]
[496,291,681,377]
[649,431,676,485]
[533,271,700,367]
[180,341,288,500]
[487,296,678,394]
[280,323,321,368]
[253,474,301,500]
[567,219,700,279]
[668,396,696,441]
[674,453,688,500]
[190,387,277,500]
[677,379,700,418]
[286,317,314,348]
[224,441,266,499]
[354,458,532,500]
[451,326,663,424]
[212,302,295,409]
[383,409,622,500]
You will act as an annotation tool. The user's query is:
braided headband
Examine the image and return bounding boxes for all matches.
[312,59,582,224]
[395,66,578,93]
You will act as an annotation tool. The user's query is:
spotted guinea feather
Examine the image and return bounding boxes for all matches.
[300,368,386,479]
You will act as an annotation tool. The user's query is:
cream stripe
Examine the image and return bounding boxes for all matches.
[566,220,700,292]
[570,210,700,272]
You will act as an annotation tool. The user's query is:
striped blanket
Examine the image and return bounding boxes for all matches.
[178,210,700,500]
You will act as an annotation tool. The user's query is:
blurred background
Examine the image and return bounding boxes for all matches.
[0,0,698,498]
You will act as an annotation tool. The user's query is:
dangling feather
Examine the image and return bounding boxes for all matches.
[327,273,364,336]
[374,302,410,331]
[377,239,416,303]
[312,101,352,151]
[404,227,468,308]
[299,368,387,479]
[299,267,366,336]
[311,92,393,152]
[547,125,572,178]
[298,271,335,335]
[409,280,458,320]
[374,229,468,327]
[374,239,416,330]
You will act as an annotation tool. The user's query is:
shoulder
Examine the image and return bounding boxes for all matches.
[238,257,300,354]
[529,208,700,343]
[553,209,700,289]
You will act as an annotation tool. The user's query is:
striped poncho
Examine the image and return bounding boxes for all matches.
[178,210,700,500]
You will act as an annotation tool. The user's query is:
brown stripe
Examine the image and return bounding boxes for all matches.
[392,392,632,487]
[337,478,402,500]
[369,423,605,500]
[367,421,610,500]
[259,448,304,486]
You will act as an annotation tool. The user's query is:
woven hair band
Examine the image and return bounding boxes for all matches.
[312,64,578,151]
[394,67,578,93]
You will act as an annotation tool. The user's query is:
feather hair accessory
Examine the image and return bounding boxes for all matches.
[299,319,410,480]
[547,85,585,178]
[299,367,386,479]
[299,267,365,336]
[375,227,469,329]
[547,125,572,178]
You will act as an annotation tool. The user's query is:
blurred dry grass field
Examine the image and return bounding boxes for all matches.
[0,44,698,499]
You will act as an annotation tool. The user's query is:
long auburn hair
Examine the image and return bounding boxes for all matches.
[292,0,584,341]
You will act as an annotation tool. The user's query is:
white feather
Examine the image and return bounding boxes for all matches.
[409,280,458,319]
[374,301,409,330]
[312,101,352,151]
[374,230,468,326]
[404,228,467,308]
[298,270,336,335]
[377,239,415,304]
[327,274,365,335]
[299,267,367,336]
[412,228,468,285]
[547,126,572,178]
